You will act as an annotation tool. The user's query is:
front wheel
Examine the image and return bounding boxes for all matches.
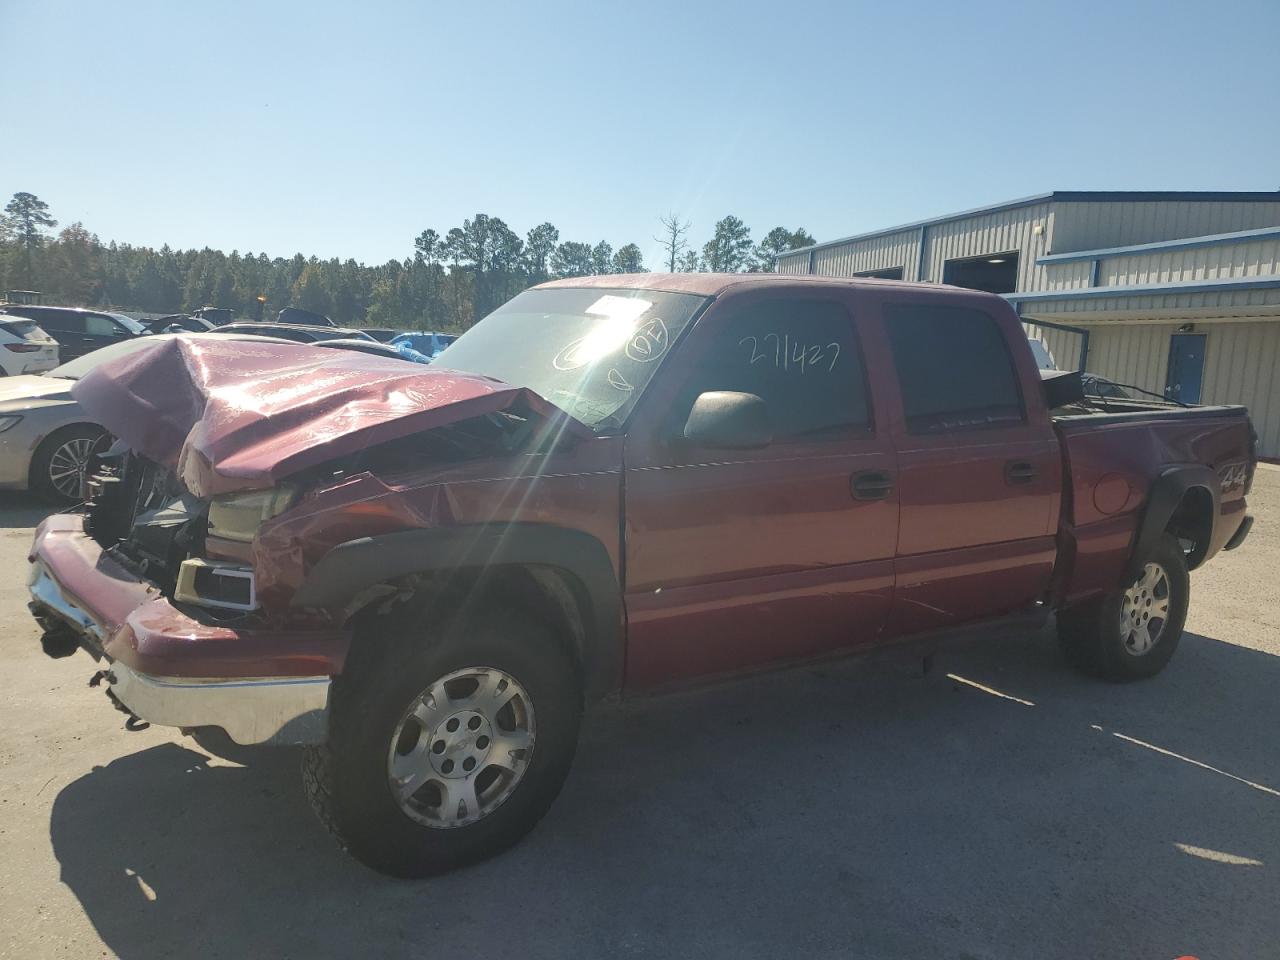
[1058,532,1189,681]
[304,604,582,878]
[30,424,109,505]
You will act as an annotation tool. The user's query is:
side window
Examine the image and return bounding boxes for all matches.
[884,303,1024,434]
[85,314,122,337]
[34,310,82,333]
[678,299,869,440]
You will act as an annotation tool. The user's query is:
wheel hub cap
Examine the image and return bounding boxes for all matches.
[1120,562,1171,656]
[427,709,493,778]
[387,666,535,829]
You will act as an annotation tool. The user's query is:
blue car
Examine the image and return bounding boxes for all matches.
[389,331,457,360]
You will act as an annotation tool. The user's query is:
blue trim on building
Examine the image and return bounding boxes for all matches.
[1005,275,1280,303]
[1037,225,1280,266]
[777,191,1280,261]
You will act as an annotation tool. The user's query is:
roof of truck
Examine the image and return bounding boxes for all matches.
[536,271,940,298]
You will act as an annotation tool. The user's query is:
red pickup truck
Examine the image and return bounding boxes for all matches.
[28,273,1255,877]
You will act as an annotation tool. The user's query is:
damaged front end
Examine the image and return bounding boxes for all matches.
[26,447,345,746]
[26,336,599,745]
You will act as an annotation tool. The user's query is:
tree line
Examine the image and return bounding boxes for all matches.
[0,192,814,330]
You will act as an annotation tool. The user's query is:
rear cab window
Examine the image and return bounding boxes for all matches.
[676,298,870,440]
[884,303,1024,434]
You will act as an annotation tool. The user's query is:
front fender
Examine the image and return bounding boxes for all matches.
[291,523,623,700]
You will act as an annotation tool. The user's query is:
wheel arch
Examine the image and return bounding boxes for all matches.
[292,524,623,701]
[1131,465,1219,576]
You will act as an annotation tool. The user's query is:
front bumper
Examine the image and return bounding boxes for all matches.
[27,515,347,745]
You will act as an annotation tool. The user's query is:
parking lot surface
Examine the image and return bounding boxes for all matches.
[2,469,1278,959]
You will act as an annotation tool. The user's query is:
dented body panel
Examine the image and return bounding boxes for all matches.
[69,335,590,498]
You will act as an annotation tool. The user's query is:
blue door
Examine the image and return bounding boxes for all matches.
[1166,333,1206,404]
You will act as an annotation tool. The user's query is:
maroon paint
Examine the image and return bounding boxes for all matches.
[34,274,1256,693]
[31,515,349,678]
[69,335,590,498]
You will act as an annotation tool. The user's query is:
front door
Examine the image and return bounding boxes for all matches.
[622,290,898,690]
[1166,333,1207,404]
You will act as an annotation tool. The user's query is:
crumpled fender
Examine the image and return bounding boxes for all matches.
[70,336,589,497]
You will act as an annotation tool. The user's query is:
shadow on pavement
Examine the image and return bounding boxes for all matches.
[51,629,1280,960]
[0,493,54,531]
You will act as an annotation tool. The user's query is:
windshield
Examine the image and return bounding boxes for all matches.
[108,312,148,335]
[434,287,707,429]
[49,333,171,379]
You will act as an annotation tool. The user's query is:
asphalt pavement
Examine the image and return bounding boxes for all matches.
[1,469,1278,959]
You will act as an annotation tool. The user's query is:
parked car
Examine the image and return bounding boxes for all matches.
[277,306,335,326]
[0,313,60,376]
[361,327,405,343]
[213,321,376,343]
[0,332,288,503]
[0,305,148,362]
[143,314,216,334]
[192,307,242,326]
[313,338,426,362]
[27,274,1255,878]
[390,330,457,358]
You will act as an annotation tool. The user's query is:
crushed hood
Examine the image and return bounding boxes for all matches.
[70,336,590,497]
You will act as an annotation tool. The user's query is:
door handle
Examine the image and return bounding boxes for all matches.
[851,470,894,501]
[1005,460,1037,485]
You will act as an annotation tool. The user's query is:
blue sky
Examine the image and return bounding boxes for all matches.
[3,0,1277,266]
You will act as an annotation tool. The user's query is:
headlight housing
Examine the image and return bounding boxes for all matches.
[207,486,298,543]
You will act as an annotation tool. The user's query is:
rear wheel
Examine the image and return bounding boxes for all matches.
[30,424,109,505]
[304,603,581,878]
[1058,532,1189,681]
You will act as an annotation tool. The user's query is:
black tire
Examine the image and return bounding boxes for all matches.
[1058,532,1189,682]
[30,423,108,505]
[304,601,582,878]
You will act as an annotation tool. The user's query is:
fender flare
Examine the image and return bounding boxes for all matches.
[291,524,623,700]
[1130,465,1219,577]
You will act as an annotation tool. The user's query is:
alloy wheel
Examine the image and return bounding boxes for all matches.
[387,666,536,828]
[47,435,102,500]
[1120,562,1171,656]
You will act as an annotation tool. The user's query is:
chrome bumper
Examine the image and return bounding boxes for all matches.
[28,561,330,746]
[108,663,330,746]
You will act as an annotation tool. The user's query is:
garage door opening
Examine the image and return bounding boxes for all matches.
[943,252,1019,294]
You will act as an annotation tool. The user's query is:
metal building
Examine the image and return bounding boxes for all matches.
[776,191,1280,457]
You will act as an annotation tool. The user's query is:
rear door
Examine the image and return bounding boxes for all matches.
[622,288,899,689]
[876,295,1061,635]
[21,309,92,361]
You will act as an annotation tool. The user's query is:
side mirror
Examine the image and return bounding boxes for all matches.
[682,391,772,449]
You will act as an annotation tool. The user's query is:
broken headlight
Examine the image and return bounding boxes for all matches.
[206,486,297,543]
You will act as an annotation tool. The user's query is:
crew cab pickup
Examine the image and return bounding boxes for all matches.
[27,273,1255,877]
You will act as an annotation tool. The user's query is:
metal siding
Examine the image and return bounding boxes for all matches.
[775,252,809,275]
[920,202,1053,287]
[1065,320,1280,458]
[1023,288,1280,316]
[809,229,919,279]
[1051,200,1280,254]
[1101,235,1280,287]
